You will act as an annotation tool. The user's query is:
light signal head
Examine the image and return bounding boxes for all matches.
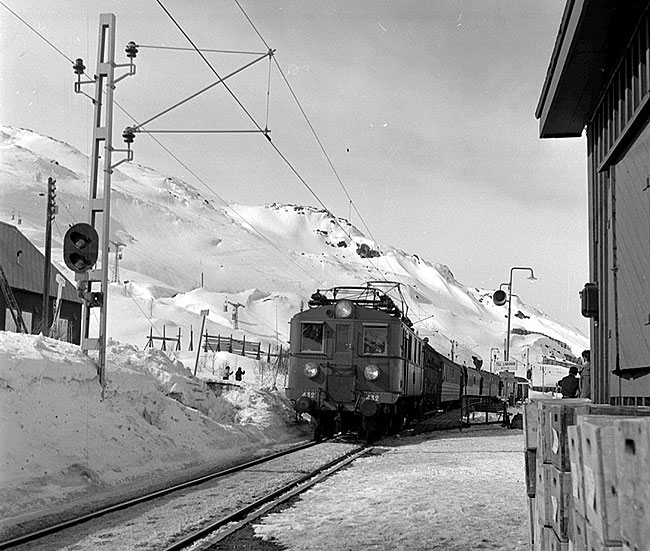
[73,58,86,75]
[63,223,99,273]
[125,41,138,59]
[492,289,508,307]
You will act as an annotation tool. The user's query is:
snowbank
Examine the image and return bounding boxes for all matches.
[0,332,308,537]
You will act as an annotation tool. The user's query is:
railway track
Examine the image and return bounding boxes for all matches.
[163,444,370,551]
[2,439,366,551]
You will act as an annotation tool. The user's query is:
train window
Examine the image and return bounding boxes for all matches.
[362,324,388,355]
[300,323,324,352]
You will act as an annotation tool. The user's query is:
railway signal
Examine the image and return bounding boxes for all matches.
[492,289,508,306]
[63,223,99,273]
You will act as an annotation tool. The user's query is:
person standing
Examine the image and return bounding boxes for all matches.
[579,350,591,399]
[558,366,580,398]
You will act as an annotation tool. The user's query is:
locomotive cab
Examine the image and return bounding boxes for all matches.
[286,283,429,439]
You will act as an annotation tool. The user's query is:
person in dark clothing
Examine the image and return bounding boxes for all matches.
[235,366,245,382]
[558,366,580,398]
[579,350,591,399]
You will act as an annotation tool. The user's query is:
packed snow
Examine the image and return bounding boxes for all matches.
[0,332,309,540]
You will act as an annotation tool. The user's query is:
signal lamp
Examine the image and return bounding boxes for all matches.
[125,41,139,58]
[304,362,319,379]
[73,58,86,75]
[492,289,508,307]
[122,127,136,144]
[63,223,99,273]
[334,300,353,318]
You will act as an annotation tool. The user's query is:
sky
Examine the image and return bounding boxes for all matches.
[0,0,589,332]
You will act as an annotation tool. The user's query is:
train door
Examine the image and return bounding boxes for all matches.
[327,323,355,402]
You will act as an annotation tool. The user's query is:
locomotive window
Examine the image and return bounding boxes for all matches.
[300,323,324,352]
[362,325,388,355]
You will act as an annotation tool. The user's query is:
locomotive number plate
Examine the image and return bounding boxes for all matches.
[301,390,318,399]
[365,394,380,402]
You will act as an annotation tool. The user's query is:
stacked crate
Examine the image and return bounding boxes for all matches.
[567,409,650,551]
[614,418,650,551]
[525,400,650,550]
[524,398,591,551]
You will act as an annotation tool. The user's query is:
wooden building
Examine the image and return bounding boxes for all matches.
[0,221,82,343]
[536,1,650,405]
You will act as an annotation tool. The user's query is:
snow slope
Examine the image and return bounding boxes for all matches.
[0,125,588,369]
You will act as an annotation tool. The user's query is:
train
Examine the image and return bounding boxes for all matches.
[285,282,527,440]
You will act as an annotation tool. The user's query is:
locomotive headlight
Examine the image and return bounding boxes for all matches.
[334,299,354,318]
[304,362,320,379]
[364,364,380,381]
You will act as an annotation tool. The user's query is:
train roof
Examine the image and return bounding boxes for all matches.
[307,281,413,327]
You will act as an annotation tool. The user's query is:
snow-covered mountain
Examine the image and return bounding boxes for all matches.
[0,125,588,372]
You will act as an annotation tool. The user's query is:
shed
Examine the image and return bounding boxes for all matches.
[536,1,650,405]
[0,221,82,343]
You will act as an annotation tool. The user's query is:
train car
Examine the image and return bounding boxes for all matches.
[286,282,441,439]
[435,351,464,408]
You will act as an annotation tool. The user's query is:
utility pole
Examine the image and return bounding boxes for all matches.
[72,13,136,396]
[225,300,245,330]
[110,241,125,283]
[41,177,56,337]
[194,309,209,376]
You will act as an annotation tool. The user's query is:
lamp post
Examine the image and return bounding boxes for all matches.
[505,266,537,362]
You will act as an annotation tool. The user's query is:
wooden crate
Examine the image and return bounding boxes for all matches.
[578,415,624,545]
[567,424,586,516]
[525,399,556,450]
[539,400,591,470]
[525,448,537,497]
[528,496,536,548]
[533,497,546,551]
[614,418,650,551]
[536,463,572,539]
[571,509,587,551]
[546,465,572,540]
[542,527,569,551]
[534,475,548,551]
[586,523,625,551]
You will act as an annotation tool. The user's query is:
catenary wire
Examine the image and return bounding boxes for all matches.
[3,0,440,334]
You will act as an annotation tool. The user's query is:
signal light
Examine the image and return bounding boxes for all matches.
[122,127,136,144]
[73,58,86,75]
[125,41,138,58]
[63,223,99,273]
[492,289,508,307]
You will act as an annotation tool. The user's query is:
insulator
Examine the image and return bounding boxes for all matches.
[73,58,86,75]
[125,41,138,58]
[122,127,136,144]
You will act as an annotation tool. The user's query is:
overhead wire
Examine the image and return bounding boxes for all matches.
[2,0,435,333]
[229,0,433,313]
[153,0,342,228]
[0,1,325,288]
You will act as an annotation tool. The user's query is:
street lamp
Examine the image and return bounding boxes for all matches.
[504,266,537,362]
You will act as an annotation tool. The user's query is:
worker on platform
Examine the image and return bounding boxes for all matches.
[557,366,580,398]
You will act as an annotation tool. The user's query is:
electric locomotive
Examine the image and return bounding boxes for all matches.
[286,282,438,440]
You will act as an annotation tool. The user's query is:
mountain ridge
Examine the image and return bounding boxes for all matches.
[0,125,588,374]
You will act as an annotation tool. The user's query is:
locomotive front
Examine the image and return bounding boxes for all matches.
[286,286,407,438]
